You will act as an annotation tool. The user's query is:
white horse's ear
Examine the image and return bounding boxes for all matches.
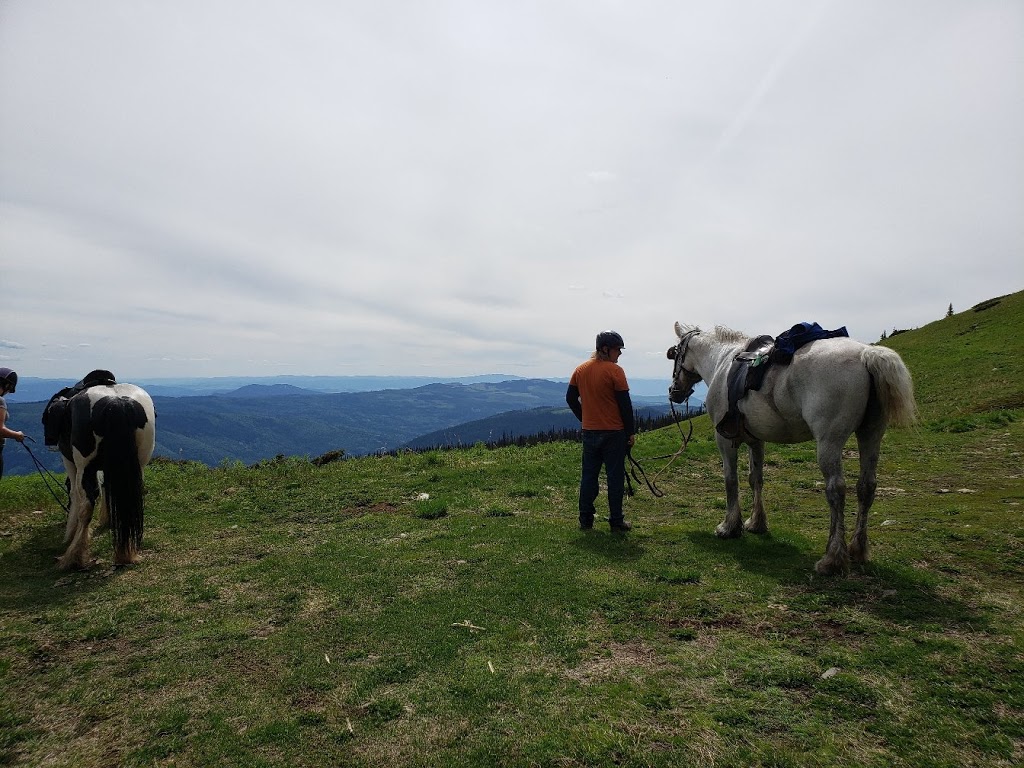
[674,321,684,337]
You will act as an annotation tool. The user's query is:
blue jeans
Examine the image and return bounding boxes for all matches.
[579,430,628,525]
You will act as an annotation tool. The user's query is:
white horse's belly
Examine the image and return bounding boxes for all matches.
[743,402,813,443]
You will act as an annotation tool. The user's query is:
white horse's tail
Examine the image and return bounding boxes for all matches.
[861,346,918,428]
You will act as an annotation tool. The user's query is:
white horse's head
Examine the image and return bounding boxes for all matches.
[668,323,703,403]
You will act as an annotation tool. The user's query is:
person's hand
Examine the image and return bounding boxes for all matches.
[13,431,25,443]
[628,434,636,447]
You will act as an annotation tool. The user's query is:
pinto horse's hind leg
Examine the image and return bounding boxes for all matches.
[58,467,100,570]
[60,461,79,545]
[58,495,95,570]
[815,439,850,576]
[94,481,110,534]
[63,481,80,545]
[744,440,768,534]
[715,437,744,538]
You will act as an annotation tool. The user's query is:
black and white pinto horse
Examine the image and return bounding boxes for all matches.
[43,381,155,570]
[668,323,917,575]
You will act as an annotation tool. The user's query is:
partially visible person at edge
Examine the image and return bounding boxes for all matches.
[0,368,26,481]
[565,331,636,533]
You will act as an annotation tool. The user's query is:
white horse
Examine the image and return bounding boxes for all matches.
[42,379,156,570]
[668,323,916,575]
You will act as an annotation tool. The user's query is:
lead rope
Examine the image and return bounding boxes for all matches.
[626,397,696,498]
[19,438,71,515]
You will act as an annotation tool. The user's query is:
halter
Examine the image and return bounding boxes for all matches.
[669,328,702,402]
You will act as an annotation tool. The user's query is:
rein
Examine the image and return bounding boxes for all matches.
[19,438,71,515]
[626,396,696,499]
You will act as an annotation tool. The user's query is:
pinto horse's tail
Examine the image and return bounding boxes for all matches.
[94,396,148,564]
[861,346,918,428]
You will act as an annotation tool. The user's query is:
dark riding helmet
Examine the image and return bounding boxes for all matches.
[595,331,625,351]
[0,367,16,393]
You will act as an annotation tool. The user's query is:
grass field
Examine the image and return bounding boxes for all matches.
[2,292,1022,767]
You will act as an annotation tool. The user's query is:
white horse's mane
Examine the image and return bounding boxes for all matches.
[676,322,750,344]
[711,325,751,344]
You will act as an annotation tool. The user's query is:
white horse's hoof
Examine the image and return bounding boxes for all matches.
[715,524,742,539]
[744,519,768,535]
[814,557,849,576]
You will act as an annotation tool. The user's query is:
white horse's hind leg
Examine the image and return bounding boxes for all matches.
[850,405,885,565]
[716,438,744,538]
[815,440,850,576]
[744,441,768,534]
[850,454,878,565]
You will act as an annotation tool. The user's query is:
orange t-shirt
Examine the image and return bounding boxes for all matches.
[569,358,630,431]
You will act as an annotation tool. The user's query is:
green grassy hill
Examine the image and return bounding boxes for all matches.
[1,291,1022,767]
[883,291,1024,421]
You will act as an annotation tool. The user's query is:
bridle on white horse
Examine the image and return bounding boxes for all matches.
[668,328,703,403]
[623,329,701,498]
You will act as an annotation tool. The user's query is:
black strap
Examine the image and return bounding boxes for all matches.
[19,439,71,515]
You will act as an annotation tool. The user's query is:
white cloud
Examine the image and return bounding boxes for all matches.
[1,0,1020,380]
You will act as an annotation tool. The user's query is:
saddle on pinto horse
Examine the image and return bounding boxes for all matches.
[716,323,849,440]
[42,369,118,446]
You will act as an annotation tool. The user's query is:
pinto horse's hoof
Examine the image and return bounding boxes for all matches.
[56,555,90,571]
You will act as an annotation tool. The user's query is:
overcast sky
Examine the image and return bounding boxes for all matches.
[1,1,1021,382]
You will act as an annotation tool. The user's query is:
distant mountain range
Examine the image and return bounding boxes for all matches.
[8,374,543,402]
[3,377,702,476]
[10,373,681,402]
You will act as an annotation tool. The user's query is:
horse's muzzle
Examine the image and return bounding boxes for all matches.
[668,384,693,404]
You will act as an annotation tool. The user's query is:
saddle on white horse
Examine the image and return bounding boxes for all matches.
[718,323,849,440]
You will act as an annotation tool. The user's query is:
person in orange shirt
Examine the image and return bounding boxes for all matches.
[565,332,636,532]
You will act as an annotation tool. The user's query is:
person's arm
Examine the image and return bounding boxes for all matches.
[0,406,25,442]
[615,390,635,444]
[565,384,583,423]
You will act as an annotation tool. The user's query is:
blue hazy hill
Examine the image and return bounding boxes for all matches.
[3,376,701,476]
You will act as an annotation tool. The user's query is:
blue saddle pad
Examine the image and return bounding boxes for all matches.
[773,322,848,364]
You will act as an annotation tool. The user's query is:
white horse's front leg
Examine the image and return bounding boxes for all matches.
[716,438,744,538]
[815,440,849,576]
[744,441,768,534]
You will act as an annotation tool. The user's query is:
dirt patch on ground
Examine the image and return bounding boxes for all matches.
[565,640,660,684]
